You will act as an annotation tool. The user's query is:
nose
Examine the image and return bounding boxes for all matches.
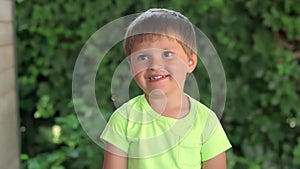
[148,55,163,70]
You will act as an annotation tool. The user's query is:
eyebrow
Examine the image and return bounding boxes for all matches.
[162,47,178,51]
[163,47,176,50]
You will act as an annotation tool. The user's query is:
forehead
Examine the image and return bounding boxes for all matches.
[131,34,182,51]
[132,33,178,43]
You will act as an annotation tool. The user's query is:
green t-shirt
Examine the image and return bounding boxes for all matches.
[101,95,231,169]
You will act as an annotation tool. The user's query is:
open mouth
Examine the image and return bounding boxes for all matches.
[148,75,169,81]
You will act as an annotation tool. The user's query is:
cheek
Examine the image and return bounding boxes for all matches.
[167,62,189,80]
[133,72,145,85]
[130,63,148,77]
[167,60,189,73]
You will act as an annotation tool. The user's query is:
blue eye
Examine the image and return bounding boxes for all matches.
[137,54,149,61]
[163,51,174,58]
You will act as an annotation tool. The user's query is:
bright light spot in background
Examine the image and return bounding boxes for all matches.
[287,117,296,128]
[52,125,61,143]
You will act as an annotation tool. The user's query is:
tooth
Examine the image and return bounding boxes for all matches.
[149,75,167,80]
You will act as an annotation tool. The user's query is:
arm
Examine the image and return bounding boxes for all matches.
[103,142,127,169]
[202,152,227,169]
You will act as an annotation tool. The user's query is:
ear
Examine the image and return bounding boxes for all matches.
[187,53,197,73]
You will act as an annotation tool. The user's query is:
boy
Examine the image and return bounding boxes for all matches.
[101,8,231,169]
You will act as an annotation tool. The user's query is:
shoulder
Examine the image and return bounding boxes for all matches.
[187,95,221,134]
[188,96,215,119]
[104,95,145,133]
[109,95,146,119]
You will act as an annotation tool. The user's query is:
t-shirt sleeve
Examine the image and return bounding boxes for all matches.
[100,112,129,153]
[200,112,232,161]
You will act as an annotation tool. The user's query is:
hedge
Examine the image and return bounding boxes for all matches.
[16,0,300,168]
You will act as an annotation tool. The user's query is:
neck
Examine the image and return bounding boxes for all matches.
[145,90,189,119]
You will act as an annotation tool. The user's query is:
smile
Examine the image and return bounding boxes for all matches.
[148,75,169,81]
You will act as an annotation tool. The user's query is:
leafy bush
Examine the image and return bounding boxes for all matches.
[16,0,300,168]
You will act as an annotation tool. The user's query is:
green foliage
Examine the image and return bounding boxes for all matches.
[16,0,300,168]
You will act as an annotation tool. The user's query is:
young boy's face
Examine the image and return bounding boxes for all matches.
[128,35,197,96]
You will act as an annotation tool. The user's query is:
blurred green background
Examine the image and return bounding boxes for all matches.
[16,0,300,168]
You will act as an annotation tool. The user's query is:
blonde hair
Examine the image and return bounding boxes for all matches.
[124,8,196,57]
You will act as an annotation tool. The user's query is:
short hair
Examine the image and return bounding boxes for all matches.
[123,8,196,57]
